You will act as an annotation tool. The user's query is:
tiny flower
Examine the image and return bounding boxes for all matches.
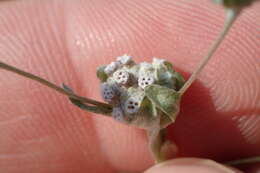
[100,83,119,104]
[112,69,130,85]
[112,107,125,121]
[138,74,155,89]
[104,61,120,75]
[124,97,142,114]
[117,54,133,65]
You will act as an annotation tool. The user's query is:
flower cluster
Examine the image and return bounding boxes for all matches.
[96,55,184,128]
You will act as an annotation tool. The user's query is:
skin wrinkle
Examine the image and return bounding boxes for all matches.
[0,114,30,126]
[112,1,153,56]
[0,153,36,160]
[237,114,260,145]
[187,8,260,112]
[0,0,259,172]
[212,16,260,111]
[65,1,117,173]
[124,0,165,55]
[0,1,113,173]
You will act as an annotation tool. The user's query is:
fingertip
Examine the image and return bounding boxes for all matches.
[144,158,243,173]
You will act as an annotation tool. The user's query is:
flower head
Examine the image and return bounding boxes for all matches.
[97,56,185,129]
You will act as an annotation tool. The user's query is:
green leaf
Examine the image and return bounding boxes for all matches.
[155,61,185,91]
[140,97,157,118]
[164,61,185,90]
[96,65,108,82]
[172,71,185,91]
[145,84,181,122]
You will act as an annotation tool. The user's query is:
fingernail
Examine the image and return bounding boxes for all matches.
[145,158,243,173]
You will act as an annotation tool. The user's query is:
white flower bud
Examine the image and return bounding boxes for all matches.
[112,69,130,85]
[138,74,155,89]
[124,97,142,114]
[101,83,119,103]
[117,54,133,65]
[104,61,120,75]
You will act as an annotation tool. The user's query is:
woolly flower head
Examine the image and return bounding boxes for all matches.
[96,55,185,129]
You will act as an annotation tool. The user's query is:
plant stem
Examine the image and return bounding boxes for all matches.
[179,8,240,95]
[148,128,165,163]
[62,83,112,115]
[0,61,112,110]
[225,156,260,166]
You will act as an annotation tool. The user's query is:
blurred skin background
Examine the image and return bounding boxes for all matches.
[0,0,259,173]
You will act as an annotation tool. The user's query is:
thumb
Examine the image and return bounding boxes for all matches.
[144,158,243,173]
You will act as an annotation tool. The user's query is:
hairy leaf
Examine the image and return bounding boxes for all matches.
[145,84,181,122]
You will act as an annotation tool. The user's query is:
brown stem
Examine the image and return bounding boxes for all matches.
[0,61,112,110]
[179,8,240,95]
[225,156,260,166]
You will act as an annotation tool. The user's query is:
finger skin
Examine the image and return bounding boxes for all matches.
[145,158,243,173]
[0,0,259,173]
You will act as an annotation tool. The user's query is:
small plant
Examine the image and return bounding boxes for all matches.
[0,0,259,165]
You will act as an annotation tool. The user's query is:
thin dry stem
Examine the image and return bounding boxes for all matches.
[179,8,240,95]
[225,156,260,166]
[0,61,112,110]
